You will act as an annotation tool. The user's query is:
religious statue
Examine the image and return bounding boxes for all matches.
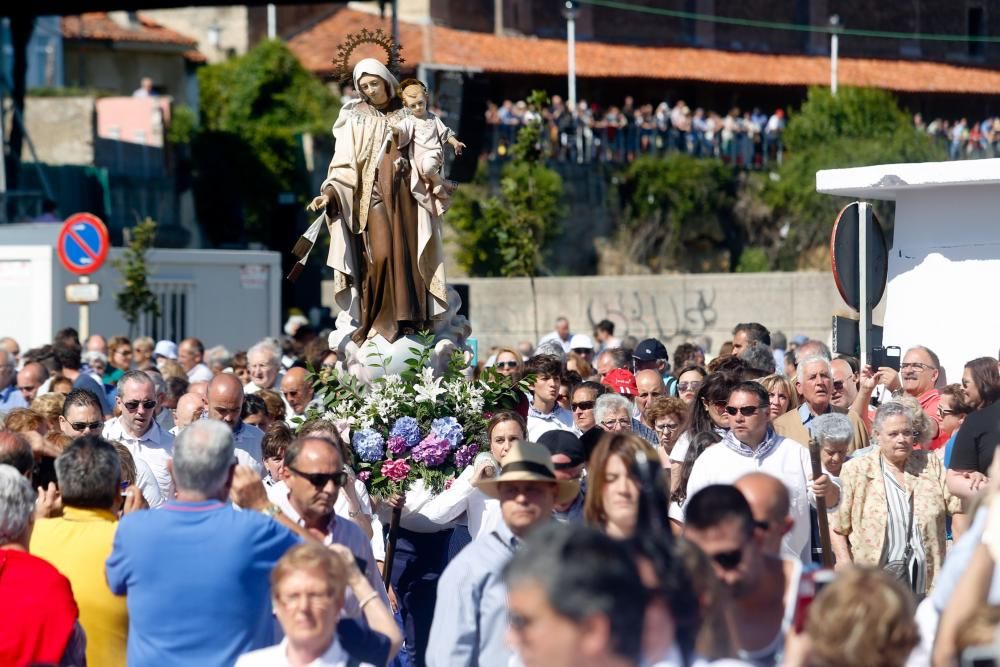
[288,29,465,367]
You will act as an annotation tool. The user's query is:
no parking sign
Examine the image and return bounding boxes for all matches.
[57,213,109,275]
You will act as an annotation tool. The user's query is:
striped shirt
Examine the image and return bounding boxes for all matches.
[881,456,927,596]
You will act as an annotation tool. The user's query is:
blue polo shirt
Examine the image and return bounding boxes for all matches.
[106,500,300,667]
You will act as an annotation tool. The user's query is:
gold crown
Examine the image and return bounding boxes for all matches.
[331,27,405,84]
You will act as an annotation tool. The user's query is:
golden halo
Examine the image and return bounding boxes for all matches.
[331,27,405,84]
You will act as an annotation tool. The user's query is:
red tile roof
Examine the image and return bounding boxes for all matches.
[62,13,199,49]
[289,7,1000,95]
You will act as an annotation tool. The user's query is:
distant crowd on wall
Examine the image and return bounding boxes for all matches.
[484,95,787,168]
[918,114,1000,160]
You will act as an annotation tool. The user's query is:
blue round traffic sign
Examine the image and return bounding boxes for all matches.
[57,213,110,275]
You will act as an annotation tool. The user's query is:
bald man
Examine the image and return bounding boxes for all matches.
[170,393,205,435]
[280,367,315,421]
[187,381,208,399]
[734,472,793,557]
[634,369,666,427]
[16,362,48,403]
[206,373,263,474]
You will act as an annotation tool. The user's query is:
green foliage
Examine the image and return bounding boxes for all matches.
[167,104,197,145]
[113,218,161,337]
[735,246,770,273]
[28,87,117,98]
[765,87,944,268]
[614,154,737,272]
[193,40,339,242]
[447,90,564,277]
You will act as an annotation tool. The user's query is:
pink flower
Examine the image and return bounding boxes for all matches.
[381,459,411,482]
[444,478,455,490]
[356,471,371,483]
[387,435,408,456]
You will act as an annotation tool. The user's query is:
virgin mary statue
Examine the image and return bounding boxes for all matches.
[308,57,448,346]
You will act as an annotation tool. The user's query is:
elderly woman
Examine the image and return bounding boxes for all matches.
[830,401,960,595]
[644,396,688,468]
[758,373,798,420]
[595,393,633,433]
[236,542,401,666]
[584,433,663,538]
[811,412,853,478]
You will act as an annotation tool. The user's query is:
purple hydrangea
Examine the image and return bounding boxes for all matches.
[411,433,450,467]
[351,429,385,463]
[356,470,371,483]
[431,417,465,450]
[453,443,479,469]
[390,416,422,448]
[387,435,408,456]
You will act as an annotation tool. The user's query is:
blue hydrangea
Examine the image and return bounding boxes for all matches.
[351,429,385,463]
[431,417,465,450]
[390,416,422,448]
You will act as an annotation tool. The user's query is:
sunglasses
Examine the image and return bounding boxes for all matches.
[123,399,157,412]
[70,420,103,432]
[496,361,518,369]
[724,405,763,417]
[288,465,348,489]
[711,545,746,570]
[571,400,595,412]
[677,381,702,392]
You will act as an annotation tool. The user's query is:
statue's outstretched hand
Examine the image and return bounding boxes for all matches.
[307,185,340,217]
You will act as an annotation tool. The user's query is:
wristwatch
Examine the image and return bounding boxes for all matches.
[260,503,283,519]
[348,508,360,519]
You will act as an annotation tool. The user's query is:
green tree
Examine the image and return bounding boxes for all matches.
[447,91,563,277]
[612,154,738,272]
[113,218,161,337]
[765,87,944,268]
[193,40,339,244]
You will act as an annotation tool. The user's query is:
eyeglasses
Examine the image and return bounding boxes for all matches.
[708,400,728,414]
[724,405,763,417]
[937,407,955,418]
[601,418,631,428]
[900,362,935,371]
[277,590,334,608]
[832,380,845,391]
[496,361,518,369]
[677,381,702,392]
[70,420,103,432]
[288,465,348,489]
[571,400,595,412]
[122,399,157,412]
[654,422,680,433]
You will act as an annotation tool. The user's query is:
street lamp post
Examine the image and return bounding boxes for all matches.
[829,14,841,96]
[563,1,578,110]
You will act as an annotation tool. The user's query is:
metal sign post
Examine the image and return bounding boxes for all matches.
[858,202,870,370]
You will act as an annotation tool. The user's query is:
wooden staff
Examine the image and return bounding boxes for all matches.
[382,505,402,588]
[809,436,834,568]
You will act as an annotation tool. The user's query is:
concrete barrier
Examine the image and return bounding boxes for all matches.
[324,272,850,355]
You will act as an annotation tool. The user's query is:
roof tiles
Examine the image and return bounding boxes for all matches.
[62,12,199,49]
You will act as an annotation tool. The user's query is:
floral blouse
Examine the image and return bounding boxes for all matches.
[829,447,960,591]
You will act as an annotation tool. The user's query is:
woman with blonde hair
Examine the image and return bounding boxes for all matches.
[31,393,66,433]
[491,347,524,380]
[759,373,798,420]
[585,432,664,538]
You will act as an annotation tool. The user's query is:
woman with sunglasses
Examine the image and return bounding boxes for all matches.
[584,432,663,539]
[668,372,738,493]
[491,347,523,379]
[674,365,707,405]
[104,336,133,385]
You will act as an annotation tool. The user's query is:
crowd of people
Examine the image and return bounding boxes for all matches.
[1,315,1000,666]
[916,113,1000,161]
[485,96,787,168]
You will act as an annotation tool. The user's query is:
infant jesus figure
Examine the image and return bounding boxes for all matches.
[394,78,466,216]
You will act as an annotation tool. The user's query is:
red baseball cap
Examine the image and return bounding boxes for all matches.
[602,368,638,397]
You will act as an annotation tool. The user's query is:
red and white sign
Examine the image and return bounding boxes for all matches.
[57,213,110,275]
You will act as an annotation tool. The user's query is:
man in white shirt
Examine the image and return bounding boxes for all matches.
[525,355,574,441]
[103,370,176,501]
[538,317,573,354]
[178,338,214,383]
[246,340,284,394]
[685,380,839,563]
[205,373,264,475]
[269,434,388,619]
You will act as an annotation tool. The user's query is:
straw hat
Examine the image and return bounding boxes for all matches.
[475,440,579,505]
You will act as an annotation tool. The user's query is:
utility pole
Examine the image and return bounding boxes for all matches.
[829,14,841,95]
[563,1,578,109]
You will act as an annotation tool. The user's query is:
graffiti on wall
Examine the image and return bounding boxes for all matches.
[587,288,718,346]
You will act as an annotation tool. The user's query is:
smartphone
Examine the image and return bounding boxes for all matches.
[871,345,901,372]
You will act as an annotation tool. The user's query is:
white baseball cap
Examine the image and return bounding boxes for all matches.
[153,340,178,360]
[569,334,594,351]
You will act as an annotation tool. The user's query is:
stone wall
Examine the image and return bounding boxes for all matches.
[323,271,853,355]
[23,97,96,165]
